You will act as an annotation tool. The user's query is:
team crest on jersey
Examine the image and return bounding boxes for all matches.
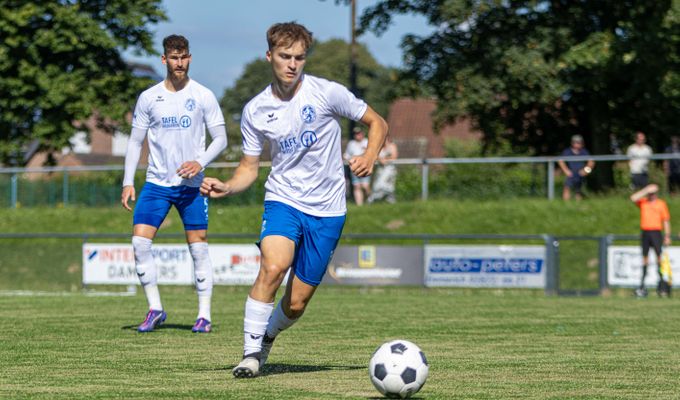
[180,115,192,128]
[185,98,196,111]
[301,104,316,123]
[300,131,318,148]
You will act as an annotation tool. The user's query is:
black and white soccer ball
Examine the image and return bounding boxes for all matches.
[369,339,429,398]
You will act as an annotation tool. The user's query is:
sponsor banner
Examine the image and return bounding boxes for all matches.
[323,245,424,286]
[424,245,546,288]
[83,243,262,285]
[607,246,678,287]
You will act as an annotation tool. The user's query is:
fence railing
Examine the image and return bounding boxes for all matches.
[1,153,679,207]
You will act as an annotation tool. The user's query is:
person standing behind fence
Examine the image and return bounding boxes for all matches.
[557,135,595,201]
[627,131,653,190]
[630,183,671,298]
[664,136,680,195]
[344,127,371,206]
[120,34,227,333]
[368,135,398,204]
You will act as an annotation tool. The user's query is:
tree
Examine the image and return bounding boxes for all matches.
[359,0,680,189]
[219,38,397,158]
[0,1,166,166]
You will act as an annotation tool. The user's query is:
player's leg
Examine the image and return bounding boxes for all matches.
[233,201,299,378]
[260,211,345,367]
[649,231,664,295]
[132,183,172,332]
[233,235,295,377]
[177,188,213,332]
[637,231,651,297]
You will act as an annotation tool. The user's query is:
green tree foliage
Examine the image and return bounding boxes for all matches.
[0,1,166,166]
[219,39,397,158]
[359,0,680,189]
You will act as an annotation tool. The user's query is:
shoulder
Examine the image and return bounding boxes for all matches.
[188,80,218,99]
[242,85,272,118]
[304,74,348,96]
[138,81,164,100]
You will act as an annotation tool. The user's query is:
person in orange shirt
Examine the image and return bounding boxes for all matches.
[630,183,672,297]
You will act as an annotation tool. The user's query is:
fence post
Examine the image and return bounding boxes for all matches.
[544,234,559,295]
[10,173,18,208]
[421,159,429,201]
[62,170,69,206]
[598,235,612,294]
[547,160,555,200]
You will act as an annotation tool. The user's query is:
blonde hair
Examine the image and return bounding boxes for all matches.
[267,22,313,51]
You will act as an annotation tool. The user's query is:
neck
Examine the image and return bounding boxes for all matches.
[164,76,189,92]
[271,76,302,101]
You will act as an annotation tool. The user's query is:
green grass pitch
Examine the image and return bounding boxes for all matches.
[2,286,680,399]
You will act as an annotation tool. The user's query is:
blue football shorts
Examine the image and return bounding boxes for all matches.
[133,182,208,231]
[259,200,346,286]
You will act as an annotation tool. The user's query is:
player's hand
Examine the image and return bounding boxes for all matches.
[349,155,376,177]
[200,177,231,198]
[664,235,672,246]
[177,161,202,179]
[121,185,136,212]
[565,170,573,178]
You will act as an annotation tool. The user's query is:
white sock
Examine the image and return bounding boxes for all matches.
[189,242,213,321]
[132,236,162,311]
[266,300,298,338]
[243,296,274,356]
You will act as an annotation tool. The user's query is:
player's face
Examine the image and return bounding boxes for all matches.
[267,41,307,87]
[162,49,191,81]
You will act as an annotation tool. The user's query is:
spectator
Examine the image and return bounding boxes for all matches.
[630,183,672,297]
[344,127,371,205]
[368,135,399,204]
[557,134,595,201]
[664,136,680,195]
[627,131,653,190]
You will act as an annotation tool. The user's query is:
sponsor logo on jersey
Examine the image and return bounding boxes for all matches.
[279,135,300,154]
[185,98,196,111]
[266,112,278,123]
[180,115,192,128]
[300,131,318,148]
[162,116,180,128]
[155,95,164,102]
[301,104,316,123]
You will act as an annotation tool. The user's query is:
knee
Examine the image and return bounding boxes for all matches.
[260,262,288,282]
[285,297,308,318]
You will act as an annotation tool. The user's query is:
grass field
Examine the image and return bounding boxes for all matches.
[2,286,680,399]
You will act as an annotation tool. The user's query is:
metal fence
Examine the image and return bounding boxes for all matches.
[1,153,678,207]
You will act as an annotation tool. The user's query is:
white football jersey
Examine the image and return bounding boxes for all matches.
[241,74,367,216]
[132,79,225,187]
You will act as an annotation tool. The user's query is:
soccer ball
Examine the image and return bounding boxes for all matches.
[369,339,429,398]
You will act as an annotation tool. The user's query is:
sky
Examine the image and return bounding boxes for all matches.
[125,0,433,96]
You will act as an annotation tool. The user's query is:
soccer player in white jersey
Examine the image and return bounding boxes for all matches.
[201,22,388,377]
[121,35,227,333]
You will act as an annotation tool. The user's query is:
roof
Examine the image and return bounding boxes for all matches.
[386,98,481,158]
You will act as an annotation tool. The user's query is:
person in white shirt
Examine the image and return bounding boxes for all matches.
[627,131,653,190]
[121,35,227,333]
[201,22,388,378]
[343,128,371,205]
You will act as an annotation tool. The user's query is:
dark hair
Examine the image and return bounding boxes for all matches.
[267,22,313,51]
[162,35,189,55]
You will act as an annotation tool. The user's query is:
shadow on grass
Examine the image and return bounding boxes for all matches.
[209,363,364,376]
[120,323,194,331]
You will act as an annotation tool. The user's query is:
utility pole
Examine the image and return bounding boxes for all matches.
[348,0,358,137]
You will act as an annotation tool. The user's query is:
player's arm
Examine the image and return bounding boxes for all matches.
[664,219,672,245]
[121,127,148,211]
[349,106,388,177]
[200,154,260,198]
[630,184,658,202]
[177,124,228,179]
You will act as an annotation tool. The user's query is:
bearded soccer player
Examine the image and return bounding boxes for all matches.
[121,35,227,333]
[201,22,388,377]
